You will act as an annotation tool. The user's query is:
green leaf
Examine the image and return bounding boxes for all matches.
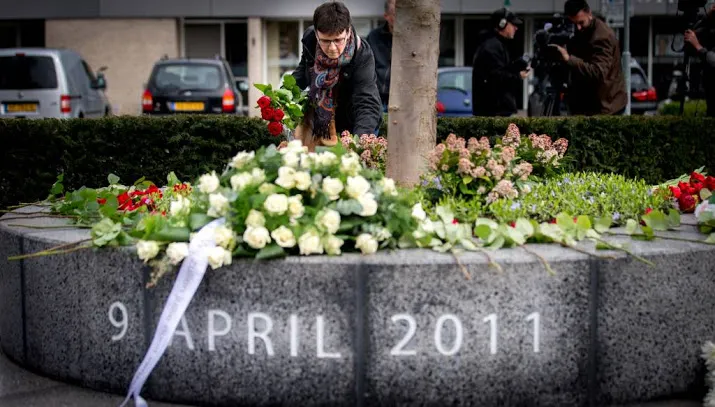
[91,218,122,247]
[147,226,191,242]
[458,182,476,195]
[701,188,712,201]
[575,215,592,231]
[643,211,669,231]
[99,195,118,218]
[594,216,612,233]
[167,171,181,186]
[107,173,120,185]
[189,213,214,230]
[625,219,639,235]
[667,209,681,228]
[514,218,534,237]
[460,238,478,251]
[462,176,473,185]
[255,244,286,260]
[336,199,363,216]
[505,226,526,246]
[49,173,65,196]
[474,224,494,241]
[276,89,293,102]
[435,206,455,224]
[254,83,271,93]
[706,233,715,244]
[281,74,297,88]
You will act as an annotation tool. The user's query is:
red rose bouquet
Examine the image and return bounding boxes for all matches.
[254,75,307,137]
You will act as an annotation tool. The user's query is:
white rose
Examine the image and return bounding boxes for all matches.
[243,226,271,249]
[169,195,190,217]
[198,171,220,194]
[271,226,296,248]
[287,195,305,219]
[355,233,378,255]
[258,183,277,195]
[283,140,306,155]
[275,167,296,189]
[340,152,362,176]
[346,176,371,199]
[207,246,232,270]
[230,172,253,192]
[264,193,289,215]
[165,242,189,265]
[136,240,160,263]
[245,210,264,228]
[300,153,315,169]
[317,151,338,167]
[358,193,378,217]
[208,193,230,217]
[411,203,427,221]
[380,177,398,196]
[230,151,254,169]
[214,225,236,249]
[322,177,344,201]
[298,230,324,255]
[283,151,300,168]
[293,171,312,191]
[324,235,344,255]
[318,209,341,234]
[251,168,266,184]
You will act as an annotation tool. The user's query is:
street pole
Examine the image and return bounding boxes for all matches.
[623,0,632,115]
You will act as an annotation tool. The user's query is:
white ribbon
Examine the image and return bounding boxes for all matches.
[120,218,226,407]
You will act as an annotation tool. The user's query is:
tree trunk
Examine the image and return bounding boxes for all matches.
[386,0,441,186]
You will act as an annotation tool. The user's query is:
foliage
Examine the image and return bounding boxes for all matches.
[254,75,308,134]
[659,100,708,117]
[488,172,671,224]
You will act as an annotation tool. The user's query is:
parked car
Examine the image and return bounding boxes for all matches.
[436,67,473,117]
[528,60,657,116]
[0,48,111,119]
[141,56,242,115]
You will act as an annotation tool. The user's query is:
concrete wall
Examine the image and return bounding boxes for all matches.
[45,19,179,115]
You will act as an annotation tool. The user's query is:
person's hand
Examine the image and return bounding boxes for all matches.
[520,69,531,79]
[548,44,570,62]
[684,30,703,51]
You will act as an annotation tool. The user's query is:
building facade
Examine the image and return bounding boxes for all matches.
[0,0,702,115]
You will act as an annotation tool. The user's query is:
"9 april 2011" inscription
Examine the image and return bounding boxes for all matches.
[108,301,542,358]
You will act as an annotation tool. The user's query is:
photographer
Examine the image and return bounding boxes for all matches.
[471,9,531,117]
[684,3,715,116]
[549,0,627,116]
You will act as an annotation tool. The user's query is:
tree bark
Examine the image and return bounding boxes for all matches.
[386,0,441,186]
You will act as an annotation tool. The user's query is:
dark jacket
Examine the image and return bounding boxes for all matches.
[366,23,392,106]
[696,45,715,116]
[471,30,521,117]
[293,26,383,136]
[566,18,627,116]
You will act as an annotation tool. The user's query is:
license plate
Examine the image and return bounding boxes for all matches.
[5,103,38,113]
[172,102,205,112]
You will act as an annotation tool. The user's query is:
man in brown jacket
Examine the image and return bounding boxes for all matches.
[549,0,627,116]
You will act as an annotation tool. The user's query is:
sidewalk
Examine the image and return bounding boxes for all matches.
[0,348,702,407]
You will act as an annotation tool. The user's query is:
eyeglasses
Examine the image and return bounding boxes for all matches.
[317,36,348,47]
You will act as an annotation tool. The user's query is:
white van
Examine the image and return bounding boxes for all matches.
[0,48,112,118]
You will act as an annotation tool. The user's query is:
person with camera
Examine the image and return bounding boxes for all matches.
[684,3,715,117]
[549,0,627,116]
[471,9,531,117]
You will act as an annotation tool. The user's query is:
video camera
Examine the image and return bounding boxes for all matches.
[534,14,575,55]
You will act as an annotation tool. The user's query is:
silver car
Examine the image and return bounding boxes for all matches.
[0,48,111,119]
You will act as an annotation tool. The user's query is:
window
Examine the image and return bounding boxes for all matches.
[81,60,97,82]
[151,64,223,91]
[438,70,472,92]
[266,21,300,87]
[440,18,456,67]
[0,55,58,90]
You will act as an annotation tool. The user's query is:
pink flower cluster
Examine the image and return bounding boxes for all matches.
[340,131,388,171]
[502,123,521,147]
[527,133,569,166]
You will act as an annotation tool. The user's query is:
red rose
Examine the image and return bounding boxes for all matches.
[705,176,715,191]
[273,108,285,122]
[267,121,283,136]
[669,185,682,198]
[678,181,693,196]
[678,194,698,213]
[257,96,271,109]
[690,172,705,184]
[261,107,275,121]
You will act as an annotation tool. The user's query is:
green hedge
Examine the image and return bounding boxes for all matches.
[0,116,277,209]
[1,115,713,209]
[658,100,709,117]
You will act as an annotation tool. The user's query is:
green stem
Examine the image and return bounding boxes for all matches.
[5,202,50,209]
[8,244,91,261]
[521,245,556,276]
[564,243,618,260]
[0,214,82,221]
[593,237,655,267]
[6,224,92,229]
[451,251,471,280]
[607,231,715,245]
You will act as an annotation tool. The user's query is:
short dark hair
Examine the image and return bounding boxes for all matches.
[313,1,352,35]
[564,0,591,17]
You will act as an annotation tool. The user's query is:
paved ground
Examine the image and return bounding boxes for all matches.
[0,349,703,407]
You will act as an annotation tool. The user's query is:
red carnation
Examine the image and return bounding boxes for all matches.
[678,194,698,213]
[669,185,682,198]
[690,171,705,184]
[678,181,693,196]
[267,121,283,136]
[257,96,271,109]
[261,107,275,121]
[273,108,285,122]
